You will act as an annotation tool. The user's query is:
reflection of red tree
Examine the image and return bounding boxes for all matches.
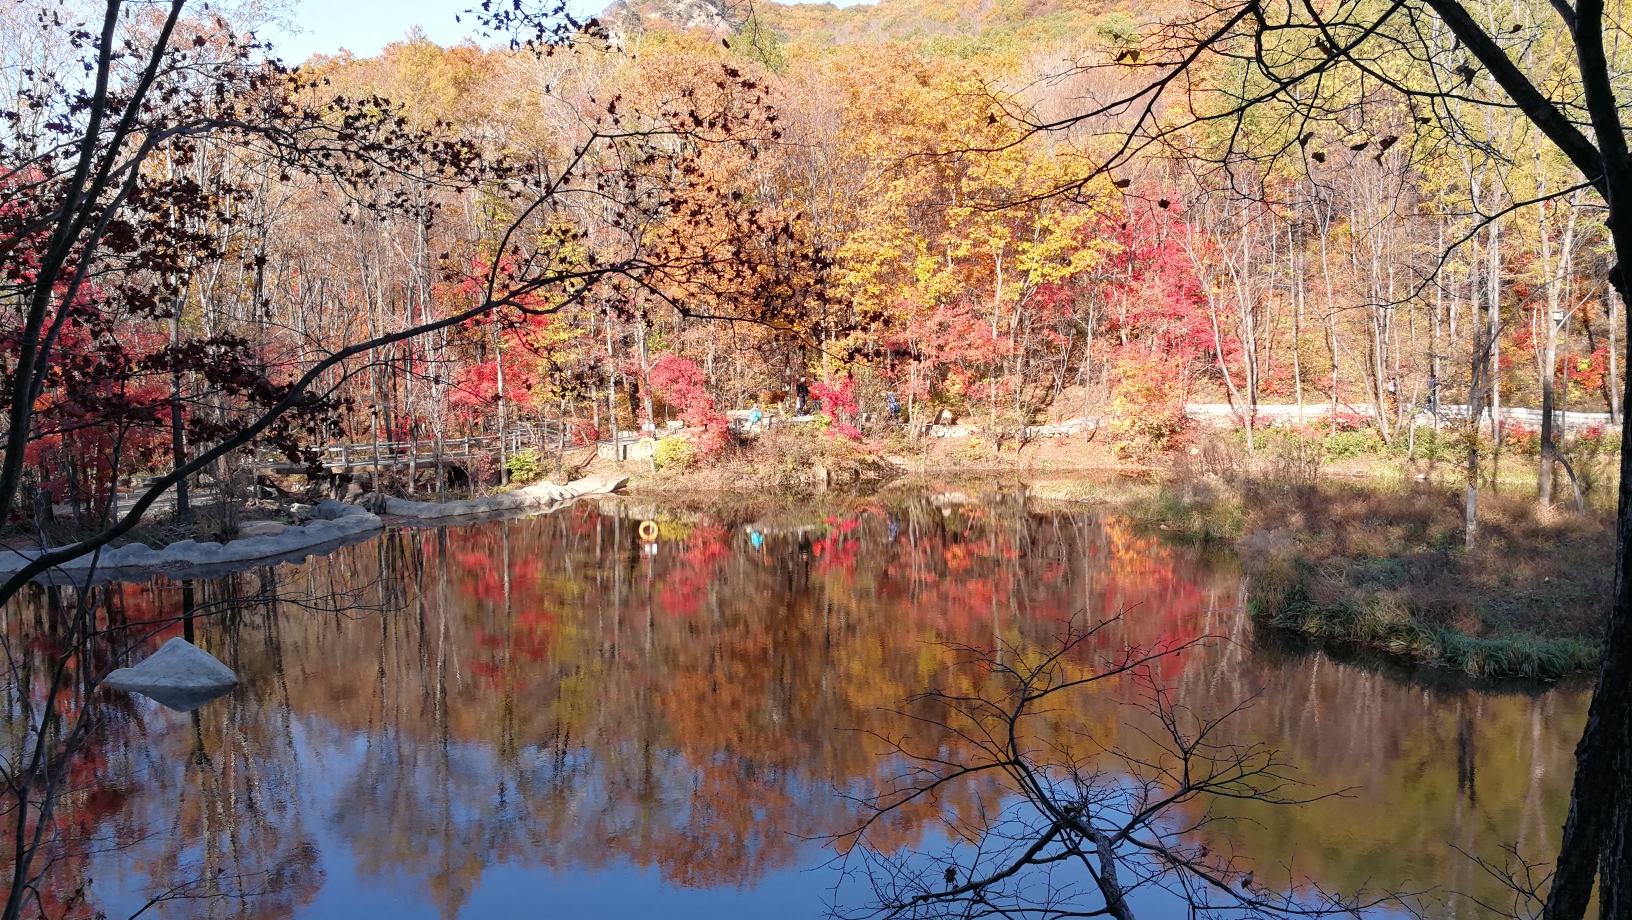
[474,606,561,686]
[32,499,1234,911]
[656,524,730,617]
[1063,520,1207,684]
[0,589,153,920]
[823,511,1209,678]
[811,517,861,579]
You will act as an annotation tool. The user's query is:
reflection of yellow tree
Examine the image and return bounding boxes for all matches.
[1171,647,1587,915]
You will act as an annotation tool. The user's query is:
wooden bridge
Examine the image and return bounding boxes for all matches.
[253,423,569,476]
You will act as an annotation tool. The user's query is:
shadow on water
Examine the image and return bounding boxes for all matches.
[0,489,1589,919]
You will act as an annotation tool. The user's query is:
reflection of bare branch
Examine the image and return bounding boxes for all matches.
[834,619,1405,920]
[1451,844,1549,920]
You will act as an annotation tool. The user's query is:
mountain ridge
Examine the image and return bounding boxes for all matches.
[604,0,1149,55]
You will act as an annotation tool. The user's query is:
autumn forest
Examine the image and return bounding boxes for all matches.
[11,0,1630,509]
[4,0,1632,916]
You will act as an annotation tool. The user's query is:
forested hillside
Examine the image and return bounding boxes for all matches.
[609,0,1142,56]
[291,0,1619,488]
[7,0,1621,521]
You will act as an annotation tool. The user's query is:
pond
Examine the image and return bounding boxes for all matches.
[7,490,1587,919]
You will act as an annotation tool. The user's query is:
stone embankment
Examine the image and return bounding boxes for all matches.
[373,475,626,521]
[0,475,626,582]
[0,500,381,582]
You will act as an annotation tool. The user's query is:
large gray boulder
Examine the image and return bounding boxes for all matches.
[103,638,238,711]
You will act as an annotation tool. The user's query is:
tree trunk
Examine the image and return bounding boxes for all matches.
[1543,220,1632,919]
[1464,459,1478,547]
[1538,189,1581,508]
[1291,217,1305,423]
[1540,324,1558,507]
[1488,216,1503,446]
[1466,262,1485,549]
[169,301,190,523]
[606,307,620,458]
[1612,290,1622,425]
[495,322,508,485]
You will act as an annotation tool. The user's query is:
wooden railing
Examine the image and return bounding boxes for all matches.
[252,422,570,472]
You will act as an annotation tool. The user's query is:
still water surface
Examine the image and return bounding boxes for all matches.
[35,492,1584,918]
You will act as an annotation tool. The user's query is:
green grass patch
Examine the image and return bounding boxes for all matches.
[1247,560,1600,680]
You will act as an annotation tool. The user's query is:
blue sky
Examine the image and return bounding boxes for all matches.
[264,0,866,62]
[263,0,602,63]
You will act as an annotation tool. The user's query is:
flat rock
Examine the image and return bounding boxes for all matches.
[103,638,238,711]
[237,520,287,538]
[381,474,628,520]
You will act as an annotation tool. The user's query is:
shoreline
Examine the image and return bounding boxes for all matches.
[1,476,627,585]
[8,465,1605,681]
[607,466,1607,681]
[0,500,384,583]
[1245,560,1600,681]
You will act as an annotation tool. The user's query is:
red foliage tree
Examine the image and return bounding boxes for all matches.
[810,376,862,439]
[648,354,731,456]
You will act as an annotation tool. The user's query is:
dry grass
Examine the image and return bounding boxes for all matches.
[1243,481,1610,638]
[1230,478,1610,678]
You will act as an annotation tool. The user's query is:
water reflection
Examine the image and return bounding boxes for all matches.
[3,493,1588,918]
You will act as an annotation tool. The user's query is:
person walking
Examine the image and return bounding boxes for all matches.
[795,377,810,416]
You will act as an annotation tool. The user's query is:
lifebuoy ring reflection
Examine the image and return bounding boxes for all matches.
[632,437,658,461]
[639,520,659,542]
